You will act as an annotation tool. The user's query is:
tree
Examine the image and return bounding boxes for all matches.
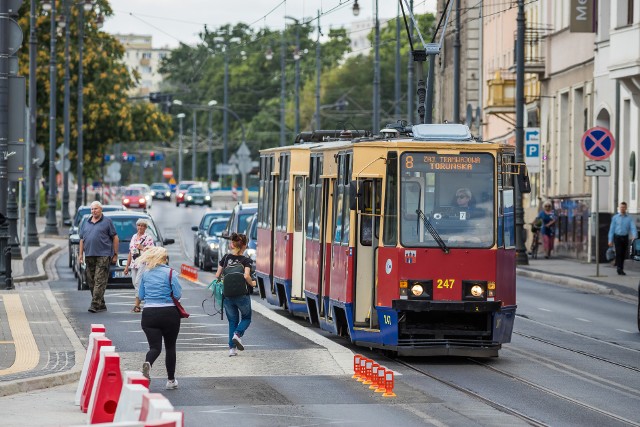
[16,0,173,183]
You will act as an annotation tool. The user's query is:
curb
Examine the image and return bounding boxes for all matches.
[517,268,614,295]
[13,245,62,283]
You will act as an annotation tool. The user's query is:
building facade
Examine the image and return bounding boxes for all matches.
[115,34,170,97]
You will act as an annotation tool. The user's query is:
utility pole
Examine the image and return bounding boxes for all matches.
[407,0,414,123]
[45,0,59,235]
[395,3,401,119]
[62,0,71,225]
[177,113,185,183]
[279,31,286,146]
[372,0,380,133]
[76,3,88,209]
[291,18,301,136]
[314,10,321,130]
[515,0,528,265]
[27,0,40,246]
[192,112,196,180]
[453,0,461,124]
[223,46,229,163]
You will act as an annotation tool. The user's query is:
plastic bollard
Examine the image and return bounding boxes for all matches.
[382,370,396,397]
[89,352,124,424]
[113,383,149,423]
[75,331,105,406]
[141,395,174,422]
[80,336,112,412]
[87,345,116,417]
[139,394,171,422]
[363,360,373,385]
[352,354,362,380]
[160,411,184,427]
[91,323,106,333]
[123,370,151,389]
[369,363,380,390]
[357,358,367,382]
[375,367,386,393]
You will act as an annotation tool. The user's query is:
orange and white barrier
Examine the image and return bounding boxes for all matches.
[89,352,123,424]
[180,264,198,281]
[113,384,149,423]
[87,345,116,418]
[139,393,173,422]
[81,336,113,412]
[122,370,151,389]
[75,324,106,406]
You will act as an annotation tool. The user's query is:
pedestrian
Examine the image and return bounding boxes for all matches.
[214,232,256,357]
[79,201,119,313]
[608,201,637,275]
[537,201,557,259]
[138,246,182,390]
[124,219,155,313]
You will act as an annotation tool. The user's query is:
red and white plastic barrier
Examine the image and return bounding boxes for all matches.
[81,336,113,412]
[89,352,123,424]
[75,324,106,406]
[113,384,149,423]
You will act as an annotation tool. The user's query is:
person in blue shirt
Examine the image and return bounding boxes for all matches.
[138,246,182,390]
[608,201,638,275]
[537,201,557,259]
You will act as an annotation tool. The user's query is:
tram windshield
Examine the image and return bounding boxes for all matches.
[399,152,494,248]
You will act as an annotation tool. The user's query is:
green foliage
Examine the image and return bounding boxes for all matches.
[16,0,174,186]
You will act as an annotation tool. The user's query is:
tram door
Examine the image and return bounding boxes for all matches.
[291,176,305,300]
[354,179,381,328]
[319,178,331,318]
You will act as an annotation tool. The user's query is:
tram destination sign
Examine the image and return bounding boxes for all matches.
[402,153,492,173]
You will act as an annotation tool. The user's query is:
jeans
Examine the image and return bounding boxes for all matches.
[141,306,181,380]
[224,295,252,349]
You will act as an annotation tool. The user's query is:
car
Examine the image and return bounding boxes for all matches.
[68,204,125,269]
[128,183,153,208]
[218,202,258,261]
[197,218,229,271]
[184,185,212,207]
[150,182,172,200]
[192,210,232,268]
[121,188,147,211]
[75,211,175,290]
[244,212,257,266]
[175,181,197,206]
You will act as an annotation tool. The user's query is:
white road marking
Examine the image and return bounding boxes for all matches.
[538,308,551,312]
[575,318,591,323]
[615,329,633,333]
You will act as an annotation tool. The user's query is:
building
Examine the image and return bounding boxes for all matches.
[115,34,171,97]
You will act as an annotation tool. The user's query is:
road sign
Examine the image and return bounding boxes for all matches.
[56,145,69,158]
[55,158,70,173]
[162,168,173,179]
[216,164,238,176]
[585,160,611,177]
[104,172,121,183]
[524,127,540,173]
[581,126,615,160]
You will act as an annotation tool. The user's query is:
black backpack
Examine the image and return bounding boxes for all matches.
[222,258,248,297]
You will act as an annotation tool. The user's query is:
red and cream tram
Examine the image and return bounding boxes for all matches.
[256,124,530,356]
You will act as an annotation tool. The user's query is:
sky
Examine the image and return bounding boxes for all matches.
[103,0,437,49]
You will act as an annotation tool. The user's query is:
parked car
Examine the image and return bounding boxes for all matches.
[121,188,147,211]
[150,182,172,200]
[175,180,197,206]
[68,204,125,269]
[197,218,228,271]
[128,183,153,208]
[184,185,212,207]
[244,212,258,266]
[192,210,232,267]
[218,203,258,261]
[75,211,175,290]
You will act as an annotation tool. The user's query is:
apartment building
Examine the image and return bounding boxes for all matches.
[115,34,171,97]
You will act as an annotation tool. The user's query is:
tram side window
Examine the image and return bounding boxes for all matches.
[383,152,398,246]
[312,158,323,240]
[258,157,265,226]
[266,157,274,228]
[341,154,352,245]
[276,154,290,231]
[306,158,316,238]
[503,189,515,248]
[333,155,345,243]
[294,176,304,232]
[360,179,381,246]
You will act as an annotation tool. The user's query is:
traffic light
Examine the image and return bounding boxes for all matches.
[150,151,155,161]
[122,151,128,161]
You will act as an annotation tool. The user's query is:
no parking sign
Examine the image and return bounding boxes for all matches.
[581,126,615,160]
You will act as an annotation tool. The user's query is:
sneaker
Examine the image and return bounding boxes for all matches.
[142,361,151,380]
[95,306,107,313]
[87,307,97,313]
[165,379,178,390]
[232,333,244,351]
[618,270,626,275]
[229,348,237,357]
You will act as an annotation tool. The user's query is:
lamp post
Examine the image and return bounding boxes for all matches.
[515,0,528,265]
[44,0,59,235]
[353,0,380,132]
[191,111,196,180]
[213,36,241,163]
[314,10,321,130]
[61,0,71,225]
[207,100,217,185]
[27,0,40,246]
[176,113,185,183]
[285,16,301,136]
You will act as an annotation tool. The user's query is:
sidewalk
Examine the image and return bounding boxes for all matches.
[0,218,637,400]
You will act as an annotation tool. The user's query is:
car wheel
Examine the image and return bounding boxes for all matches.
[176,202,180,207]
[68,248,73,268]
[202,252,212,271]
[194,245,200,266]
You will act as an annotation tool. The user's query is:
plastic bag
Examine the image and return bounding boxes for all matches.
[605,246,615,262]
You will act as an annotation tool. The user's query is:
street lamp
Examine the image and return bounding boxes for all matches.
[45,0,59,235]
[176,112,185,183]
[26,0,40,247]
[285,16,302,136]
[61,0,71,225]
[352,0,360,16]
[352,1,380,133]
[207,100,218,185]
[213,36,241,163]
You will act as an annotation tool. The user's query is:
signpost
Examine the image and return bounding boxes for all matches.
[582,127,615,276]
[524,127,540,173]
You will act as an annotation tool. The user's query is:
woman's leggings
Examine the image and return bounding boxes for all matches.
[141,306,181,380]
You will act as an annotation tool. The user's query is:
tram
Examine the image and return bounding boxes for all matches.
[256,124,530,356]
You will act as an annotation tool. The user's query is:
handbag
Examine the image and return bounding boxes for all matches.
[169,269,189,318]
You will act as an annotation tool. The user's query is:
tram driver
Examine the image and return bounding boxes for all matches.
[447,187,490,245]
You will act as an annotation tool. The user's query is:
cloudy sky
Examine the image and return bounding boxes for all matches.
[103,0,436,48]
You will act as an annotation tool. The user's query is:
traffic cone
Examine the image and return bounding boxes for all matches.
[357,358,367,382]
[89,352,123,424]
[352,354,362,380]
[369,363,380,390]
[375,367,386,393]
[362,359,373,385]
[80,336,112,412]
[382,370,396,397]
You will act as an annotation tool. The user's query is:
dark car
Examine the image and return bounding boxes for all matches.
[175,180,197,206]
[68,204,125,269]
[192,210,231,267]
[244,212,257,266]
[197,218,228,271]
[218,203,258,261]
[184,185,212,207]
[75,211,175,290]
[150,182,172,200]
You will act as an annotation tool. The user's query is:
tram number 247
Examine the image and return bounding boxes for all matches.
[436,279,455,289]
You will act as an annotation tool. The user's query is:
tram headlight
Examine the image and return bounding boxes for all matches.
[411,284,424,296]
[463,280,487,300]
[470,285,484,297]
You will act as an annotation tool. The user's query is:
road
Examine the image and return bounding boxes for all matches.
[41,200,640,426]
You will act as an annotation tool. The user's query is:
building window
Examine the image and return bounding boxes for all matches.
[142,52,152,59]
[628,0,634,25]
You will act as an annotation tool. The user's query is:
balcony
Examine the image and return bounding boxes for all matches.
[139,57,151,66]
[486,70,515,115]
[508,26,549,76]
[608,23,640,94]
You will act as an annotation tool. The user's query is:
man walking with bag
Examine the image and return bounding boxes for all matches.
[79,201,119,312]
[608,201,637,275]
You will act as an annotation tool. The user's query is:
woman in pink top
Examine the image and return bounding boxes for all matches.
[124,219,155,312]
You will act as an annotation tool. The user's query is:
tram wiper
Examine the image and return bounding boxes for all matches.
[416,209,449,254]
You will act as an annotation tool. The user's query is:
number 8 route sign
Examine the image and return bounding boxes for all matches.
[581,126,615,160]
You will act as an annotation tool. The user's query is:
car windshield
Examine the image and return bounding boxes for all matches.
[188,187,204,194]
[238,212,255,234]
[124,189,142,196]
[74,206,123,226]
[111,217,158,242]
[208,221,227,236]
[151,184,168,190]
[249,216,257,240]
[202,213,229,231]
[178,183,193,190]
